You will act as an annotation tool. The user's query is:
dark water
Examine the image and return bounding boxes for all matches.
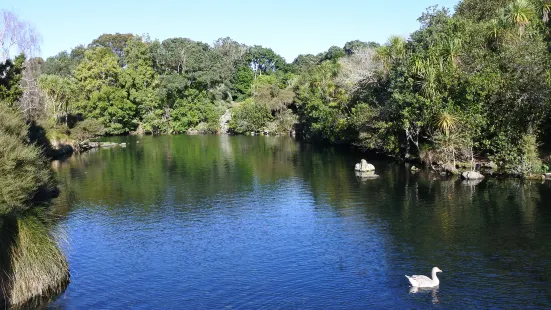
[48,135,551,309]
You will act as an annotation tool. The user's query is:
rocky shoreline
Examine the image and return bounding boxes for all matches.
[49,140,127,159]
[356,157,551,183]
[79,140,127,151]
[412,161,551,181]
[53,134,551,182]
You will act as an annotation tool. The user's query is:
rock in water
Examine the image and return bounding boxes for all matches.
[355,159,375,172]
[99,142,118,148]
[461,171,485,180]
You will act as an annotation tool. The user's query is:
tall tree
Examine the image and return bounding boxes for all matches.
[19,57,44,120]
[343,40,380,55]
[75,47,136,134]
[120,37,161,133]
[89,33,134,67]
[0,10,40,62]
[0,54,25,107]
[75,47,120,96]
[455,0,511,21]
[209,37,248,99]
[42,45,87,77]
[42,51,73,77]
[321,46,347,62]
[38,74,76,125]
[291,54,321,74]
[247,46,288,78]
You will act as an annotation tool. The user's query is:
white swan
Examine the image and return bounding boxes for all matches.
[405,267,442,287]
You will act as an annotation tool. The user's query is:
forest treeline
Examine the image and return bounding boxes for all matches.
[3,0,551,177]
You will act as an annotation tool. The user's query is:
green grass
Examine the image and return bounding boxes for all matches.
[0,214,69,308]
[0,104,68,307]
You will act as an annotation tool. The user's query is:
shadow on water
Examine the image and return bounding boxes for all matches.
[300,152,551,306]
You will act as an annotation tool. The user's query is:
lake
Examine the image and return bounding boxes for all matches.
[48,135,551,309]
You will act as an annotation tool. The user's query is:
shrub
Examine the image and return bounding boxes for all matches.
[70,118,105,142]
[492,134,543,175]
[0,105,56,215]
[519,134,543,175]
[229,99,272,134]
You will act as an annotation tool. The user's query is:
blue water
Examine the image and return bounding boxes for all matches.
[49,136,551,309]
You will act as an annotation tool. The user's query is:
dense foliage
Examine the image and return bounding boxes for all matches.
[0,104,55,215]
[1,12,70,308]
[0,55,25,106]
[2,0,551,175]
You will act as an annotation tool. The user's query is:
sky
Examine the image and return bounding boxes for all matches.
[2,0,460,62]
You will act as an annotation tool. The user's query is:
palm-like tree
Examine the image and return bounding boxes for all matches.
[437,111,458,137]
[507,0,536,37]
[375,46,392,72]
[488,8,509,41]
[388,36,406,60]
[419,66,438,100]
[412,56,440,100]
[444,38,462,68]
[412,57,425,76]
[375,36,407,72]
[413,60,438,100]
[543,0,551,22]
[434,111,461,167]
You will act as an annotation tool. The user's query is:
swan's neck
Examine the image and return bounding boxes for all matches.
[432,270,440,285]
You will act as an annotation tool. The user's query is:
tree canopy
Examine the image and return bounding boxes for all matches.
[2,0,550,175]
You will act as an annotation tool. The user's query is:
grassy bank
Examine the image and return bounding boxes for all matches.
[0,105,69,307]
[0,215,69,308]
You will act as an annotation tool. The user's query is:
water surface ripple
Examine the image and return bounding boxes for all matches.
[49,136,551,309]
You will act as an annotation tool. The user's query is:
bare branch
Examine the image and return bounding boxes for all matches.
[18,58,45,120]
[0,10,41,62]
[336,47,382,92]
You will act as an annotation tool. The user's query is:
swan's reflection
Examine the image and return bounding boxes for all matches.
[355,171,379,181]
[409,286,440,304]
[461,179,484,187]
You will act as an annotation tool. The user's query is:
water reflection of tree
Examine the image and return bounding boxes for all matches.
[300,156,549,252]
[52,136,301,217]
[50,136,551,305]
[298,153,551,303]
[53,136,551,256]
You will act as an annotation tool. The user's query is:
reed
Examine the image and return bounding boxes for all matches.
[0,215,69,308]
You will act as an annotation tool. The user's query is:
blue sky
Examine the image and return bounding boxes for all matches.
[2,0,460,62]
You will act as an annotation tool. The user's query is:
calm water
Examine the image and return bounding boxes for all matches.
[48,135,551,309]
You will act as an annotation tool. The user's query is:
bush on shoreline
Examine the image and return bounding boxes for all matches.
[0,105,57,216]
